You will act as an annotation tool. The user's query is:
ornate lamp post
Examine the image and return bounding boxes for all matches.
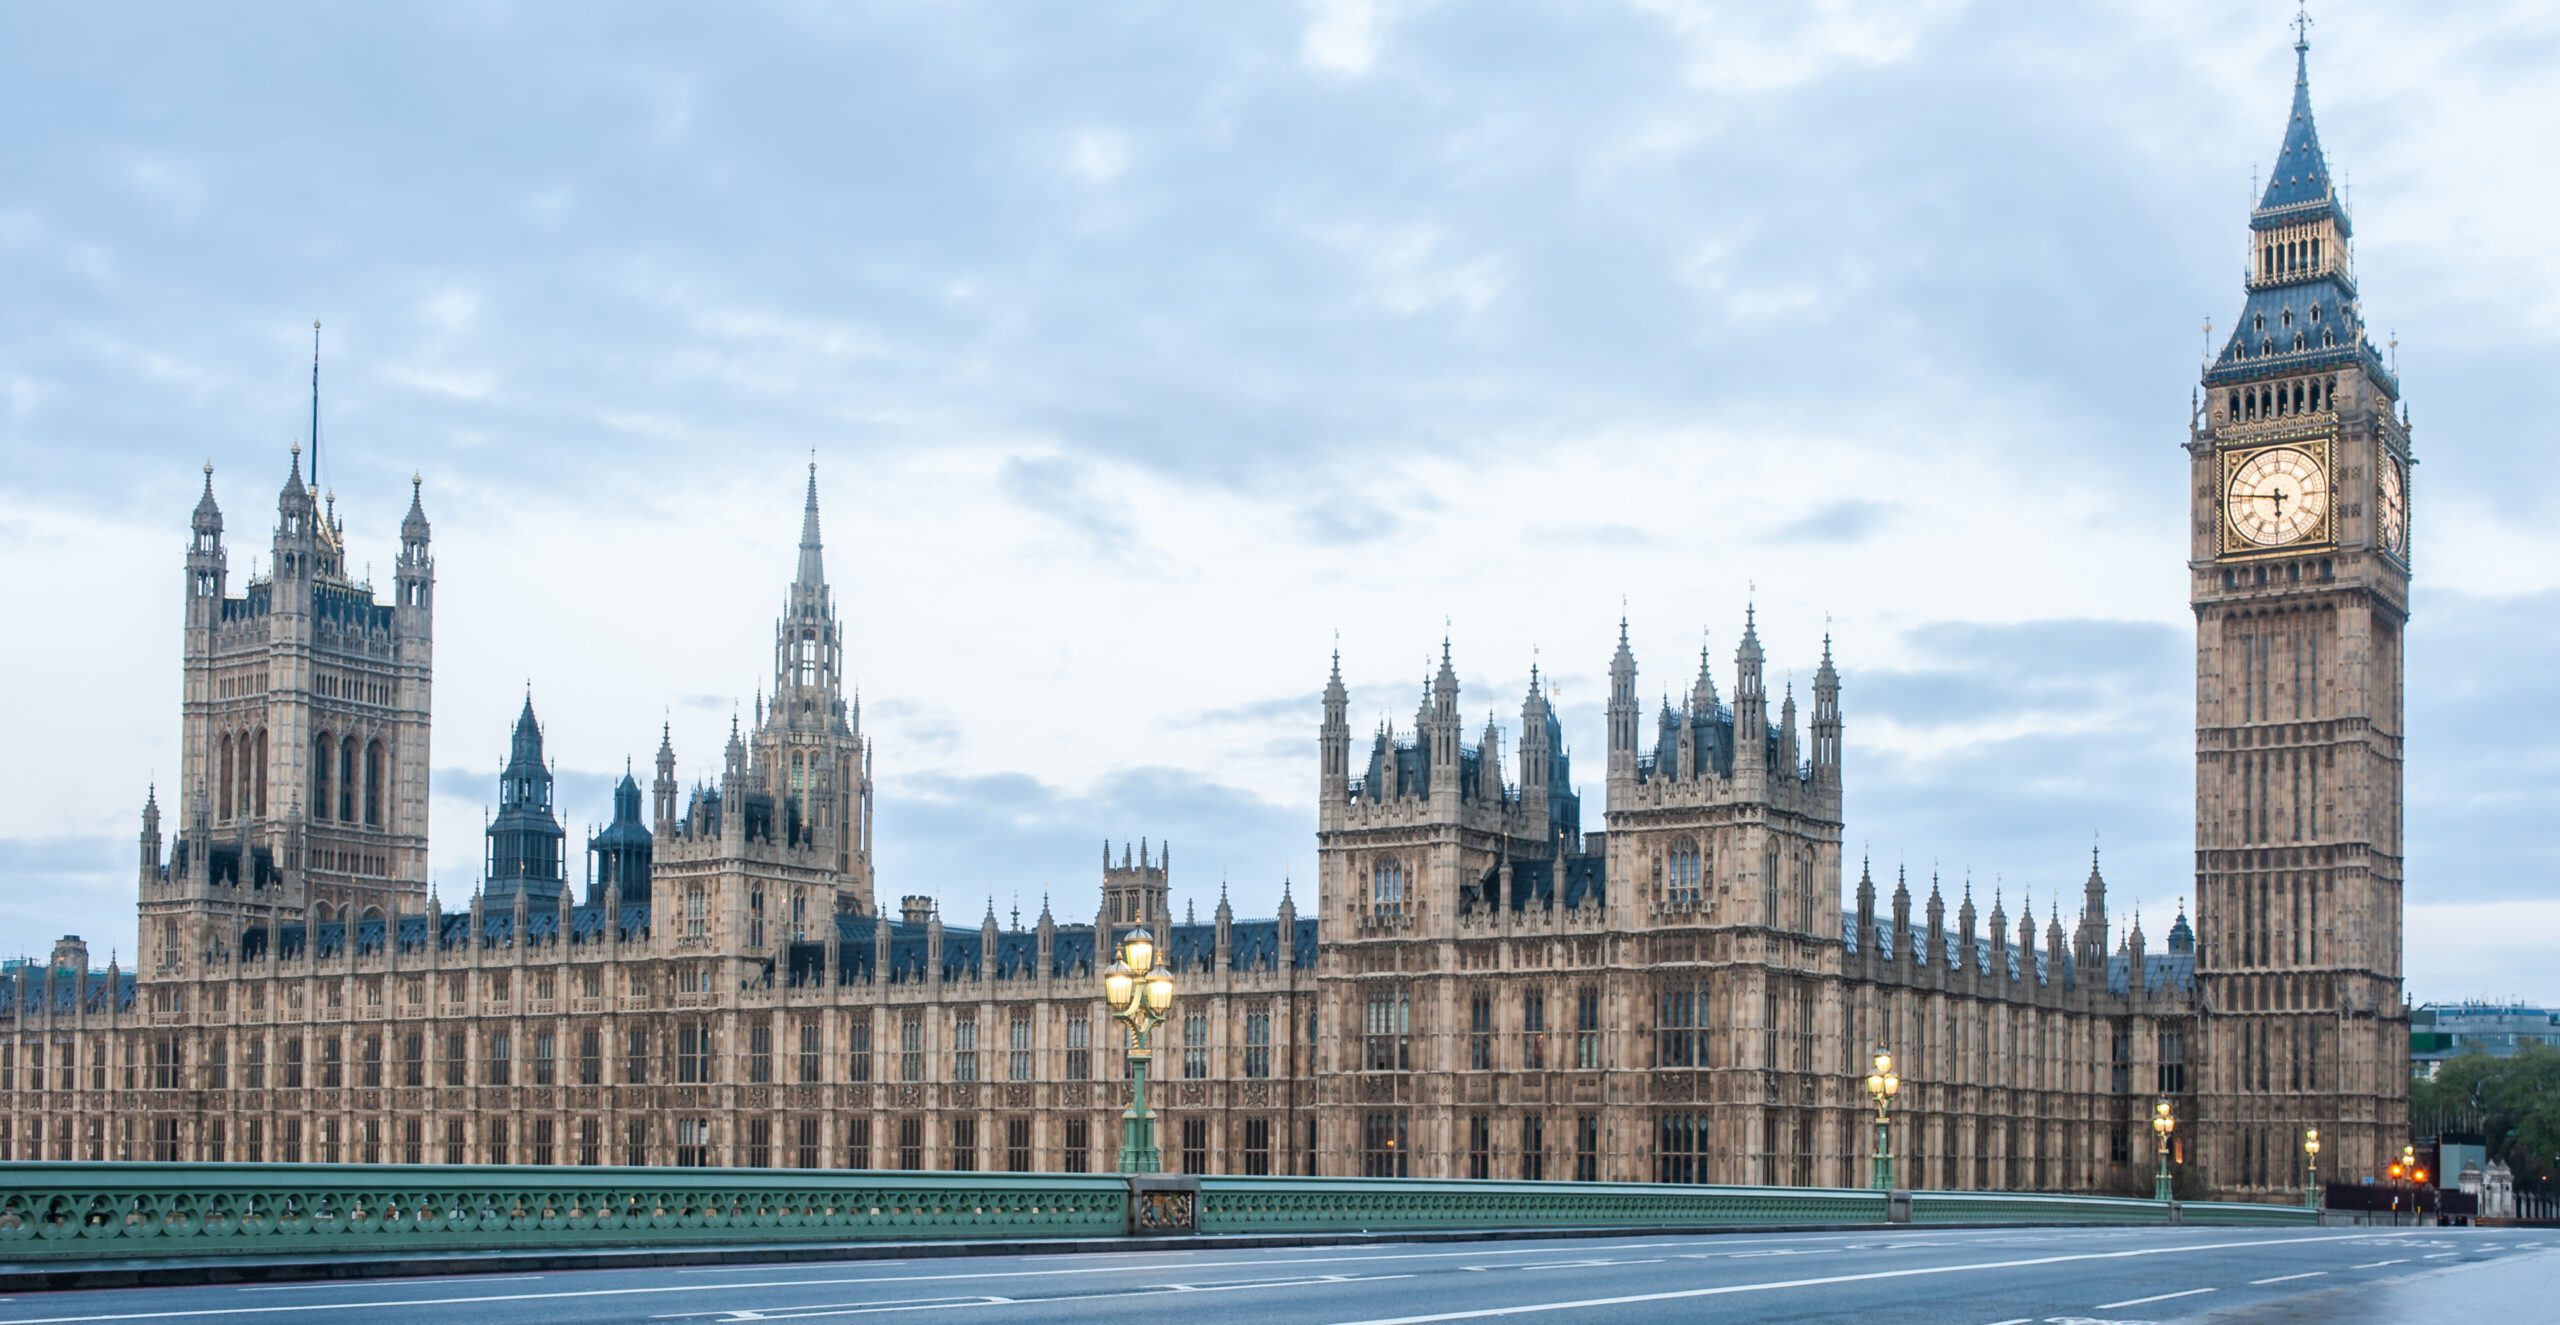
[1102,927,1176,1173]
[1864,1048,1901,1191]
[2150,1098,2177,1202]
[2303,1129,2321,1210]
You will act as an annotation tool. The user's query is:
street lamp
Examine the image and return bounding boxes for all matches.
[2150,1099,2177,1202]
[1864,1048,1901,1191]
[1102,927,1176,1173]
[2303,1129,2321,1211]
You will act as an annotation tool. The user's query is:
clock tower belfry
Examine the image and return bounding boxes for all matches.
[2190,20,2410,1200]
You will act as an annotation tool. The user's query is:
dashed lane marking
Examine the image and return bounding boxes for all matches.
[2096,1287,2215,1309]
[2251,1271,2327,1284]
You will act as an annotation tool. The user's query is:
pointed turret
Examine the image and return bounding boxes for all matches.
[185,462,227,621]
[394,471,434,611]
[1854,855,1876,943]
[2168,899,2196,956]
[652,722,678,837]
[1607,616,1639,776]
[1734,604,1769,791]
[795,458,826,590]
[1924,871,1946,960]
[1810,630,1842,785]
[1891,863,1912,944]
[485,695,567,908]
[2076,844,2110,966]
[1321,646,1350,819]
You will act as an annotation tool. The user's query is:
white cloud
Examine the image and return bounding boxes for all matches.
[1632,0,1961,94]
[1311,221,1503,318]
[1065,127,1131,186]
[1301,0,1380,76]
[419,287,481,333]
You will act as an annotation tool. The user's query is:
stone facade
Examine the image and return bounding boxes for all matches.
[0,33,2401,1199]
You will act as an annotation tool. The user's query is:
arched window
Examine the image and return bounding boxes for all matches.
[253,729,268,817]
[1370,858,1404,907]
[339,735,358,822]
[312,732,333,821]
[218,733,236,821]
[1666,838,1704,907]
[364,740,384,827]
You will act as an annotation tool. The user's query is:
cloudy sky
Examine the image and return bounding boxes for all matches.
[1,2,2552,1000]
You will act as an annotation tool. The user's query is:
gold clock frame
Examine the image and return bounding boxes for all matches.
[2375,437,2411,564]
[2219,429,2335,558]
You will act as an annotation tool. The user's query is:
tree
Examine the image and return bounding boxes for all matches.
[2412,1043,2560,1187]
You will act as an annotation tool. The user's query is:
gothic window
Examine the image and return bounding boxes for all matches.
[485,1031,511,1086]
[1666,838,1704,907]
[1364,987,1411,1071]
[900,1013,925,1083]
[1066,1016,1091,1081]
[1361,1111,1410,1177]
[686,887,707,940]
[218,733,235,820]
[1062,1116,1089,1173]
[747,1024,772,1084]
[253,729,267,816]
[1576,1113,1600,1182]
[799,1018,823,1084]
[1521,1114,1546,1180]
[311,731,333,821]
[1009,1010,1033,1082]
[1245,1005,1272,1079]
[363,740,383,826]
[338,734,357,822]
[1576,985,1603,1070]
[675,1118,710,1168]
[1658,982,1705,1068]
[953,1013,979,1082]
[1005,1117,1033,1173]
[845,1117,872,1170]
[749,888,765,949]
[1468,988,1495,1070]
[1182,1011,1209,1080]
[676,1022,711,1084]
[1657,1113,1707,1184]
[625,1027,650,1084]
[1522,988,1548,1070]
[1248,1116,1276,1176]
[1370,857,1405,907]
[847,1018,873,1083]
[948,1117,977,1171]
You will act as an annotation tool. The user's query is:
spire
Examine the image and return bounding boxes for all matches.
[795,456,825,589]
[2258,9,2330,215]
[308,320,322,492]
[402,472,430,542]
[193,461,223,533]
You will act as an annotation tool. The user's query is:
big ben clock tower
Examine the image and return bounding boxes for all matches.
[2191,19,2410,1199]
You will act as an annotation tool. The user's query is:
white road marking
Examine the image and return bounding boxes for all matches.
[2096,1287,2215,1309]
[1982,1318,2032,1324]
[2351,1258,2408,1269]
[241,1277,547,1292]
[1318,1231,2408,1325]
[2423,1252,2460,1259]
[0,1231,2404,1325]
[662,1273,1418,1321]
[2250,1271,2326,1284]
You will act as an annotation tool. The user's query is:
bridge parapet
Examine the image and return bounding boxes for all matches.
[0,1163,2318,1266]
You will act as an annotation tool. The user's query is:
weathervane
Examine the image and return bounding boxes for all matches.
[2292,4,2313,50]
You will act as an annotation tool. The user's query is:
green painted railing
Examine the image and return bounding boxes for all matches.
[2177,1199,2322,1227]
[0,1163,1126,1262]
[1909,1191,2177,1226]
[1198,1176,1886,1234]
[0,1164,2317,1266]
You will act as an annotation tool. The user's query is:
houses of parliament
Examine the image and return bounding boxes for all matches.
[0,32,2408,1201]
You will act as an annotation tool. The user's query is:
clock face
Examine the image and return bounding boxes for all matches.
[2225,446,2330,548]
[2378,454,2408,555]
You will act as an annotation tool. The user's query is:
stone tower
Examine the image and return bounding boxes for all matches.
[481,695,567,908]
[141,419,434,976]
[2190,24,2410,1197]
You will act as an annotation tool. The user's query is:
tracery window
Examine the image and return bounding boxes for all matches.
[1370,857,1405,907]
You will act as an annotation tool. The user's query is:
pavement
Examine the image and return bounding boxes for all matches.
[0,1225,2547,1324]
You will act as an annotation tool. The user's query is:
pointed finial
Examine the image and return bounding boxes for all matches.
[2292,3,2312,56]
